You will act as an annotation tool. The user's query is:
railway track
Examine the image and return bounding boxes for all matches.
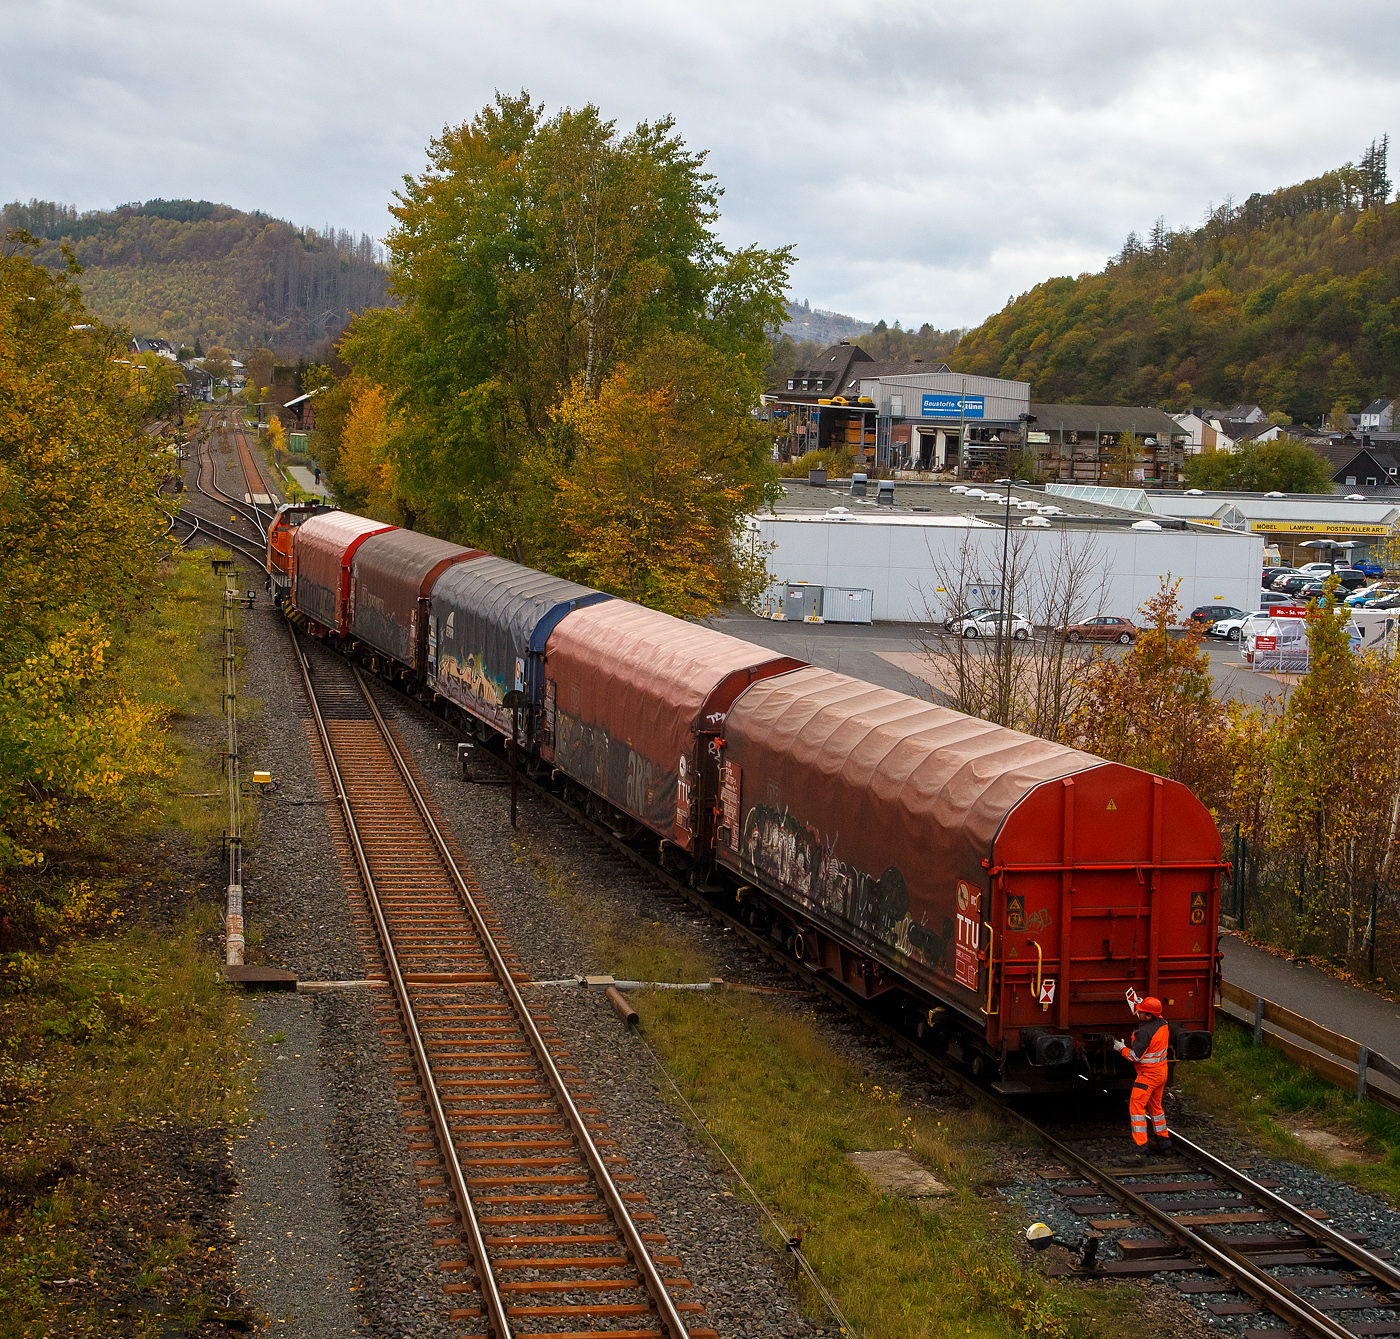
[1032,1132,1400,1339]
[287,628,715,1339]
[294,636,1400,1339]
[195,416,272,539]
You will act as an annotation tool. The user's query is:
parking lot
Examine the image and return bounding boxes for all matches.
[708,606,1285,706]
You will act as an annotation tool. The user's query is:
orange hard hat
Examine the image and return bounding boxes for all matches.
[1137,996,1163,1016]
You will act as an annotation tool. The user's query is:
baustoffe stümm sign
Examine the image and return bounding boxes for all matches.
[921,393,985,419]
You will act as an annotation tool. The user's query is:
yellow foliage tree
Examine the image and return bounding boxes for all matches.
[0,231,167,909]
[339,381,400,519]
[266,412,287,455]
[552,335,776,617]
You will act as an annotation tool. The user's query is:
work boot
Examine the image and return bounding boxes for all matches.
[1127,1143,1149,1166]
[1155,1136,1174,1156]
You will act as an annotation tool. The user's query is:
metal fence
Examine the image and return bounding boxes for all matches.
[1224,826,1390,978]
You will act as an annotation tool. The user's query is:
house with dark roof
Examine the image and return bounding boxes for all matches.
[1360,398,1397,431]
[1336,447,1400,488]
[130,336,178,362]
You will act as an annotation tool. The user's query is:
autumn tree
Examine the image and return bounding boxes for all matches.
[1269,597,1400,951]
[345,91,792,568]
[552,335,777,616]
[0,231,169,908]
[243,347,275,395]
[1063,578,1227,804]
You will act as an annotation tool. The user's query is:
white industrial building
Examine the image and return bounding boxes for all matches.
[755,480,1264,624]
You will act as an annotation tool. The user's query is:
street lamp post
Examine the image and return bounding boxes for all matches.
[993,472,1030,724]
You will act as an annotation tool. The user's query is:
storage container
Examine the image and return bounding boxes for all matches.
[821,587,874,623]
[780,584,823,621]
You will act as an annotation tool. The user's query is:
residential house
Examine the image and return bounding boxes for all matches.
[130,336,179,362]
[1360,398,1397,431]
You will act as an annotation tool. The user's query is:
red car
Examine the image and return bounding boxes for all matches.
[1056,616,1137,644]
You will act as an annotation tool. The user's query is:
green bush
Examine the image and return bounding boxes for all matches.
[777,447,853,478]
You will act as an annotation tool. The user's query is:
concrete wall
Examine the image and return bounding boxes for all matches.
[754,516,1265,623]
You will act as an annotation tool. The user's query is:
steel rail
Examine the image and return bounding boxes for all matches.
[171,508,266,568]
[194,424,269,539]
[1172,1130,1400,1294]
[1021,1129,1357,1339]
[348,665,695,1339]
[287,625,517,1339]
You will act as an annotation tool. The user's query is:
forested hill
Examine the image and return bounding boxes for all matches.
[951,141,1400,423]
[1,198,392,357]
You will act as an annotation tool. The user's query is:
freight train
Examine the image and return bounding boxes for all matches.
[266,502,1222,1095]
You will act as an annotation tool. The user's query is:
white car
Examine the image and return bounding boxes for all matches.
[950,611,1033,640]
[1210,610,1273,643]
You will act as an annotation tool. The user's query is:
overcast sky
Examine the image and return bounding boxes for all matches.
[5,0,1400,330]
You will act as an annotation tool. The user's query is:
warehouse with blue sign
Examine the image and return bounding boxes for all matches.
[863,371,1031,473]
[762,342,1033,475]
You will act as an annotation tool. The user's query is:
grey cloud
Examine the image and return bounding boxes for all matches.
[4,0,1400,328]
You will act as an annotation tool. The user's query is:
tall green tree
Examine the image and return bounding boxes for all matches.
[1182,438,1333,492]
[345,92,792,567]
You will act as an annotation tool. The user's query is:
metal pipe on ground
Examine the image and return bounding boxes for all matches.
[605,985,639,1026]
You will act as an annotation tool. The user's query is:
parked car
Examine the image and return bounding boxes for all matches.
[1370,592,1400,610]
[1273,573,1317,595]
[1055,615,1137,644]
[1345,583,1396,606]
[1188,604,1247,628]
[942,605,996,631]
[1262,566,1297,589]
[1208,610,1273,642]
[950,611,1033,640]
[1352,559,1385,578]
[1296,562,1340,575]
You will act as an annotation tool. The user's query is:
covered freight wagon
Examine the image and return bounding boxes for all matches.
[350,530,484,674]
[540,601,802,845]
[292,511,395,635]
[427,557,609,738]
[716,667,1222,1092]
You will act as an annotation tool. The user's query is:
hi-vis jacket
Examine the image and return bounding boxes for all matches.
[1119,1017,1170,1068]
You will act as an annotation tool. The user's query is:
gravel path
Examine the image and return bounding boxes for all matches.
[231,994,364,1336]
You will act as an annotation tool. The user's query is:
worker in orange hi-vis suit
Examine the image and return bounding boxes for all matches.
[1113,996,1171,1162]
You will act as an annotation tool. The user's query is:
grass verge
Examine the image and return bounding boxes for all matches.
[0,548,257,1338]
[1175,1019,1400,1202]
[521,848,1151,1338]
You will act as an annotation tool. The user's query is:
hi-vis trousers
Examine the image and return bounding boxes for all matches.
[1129,1064,1169,1147]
